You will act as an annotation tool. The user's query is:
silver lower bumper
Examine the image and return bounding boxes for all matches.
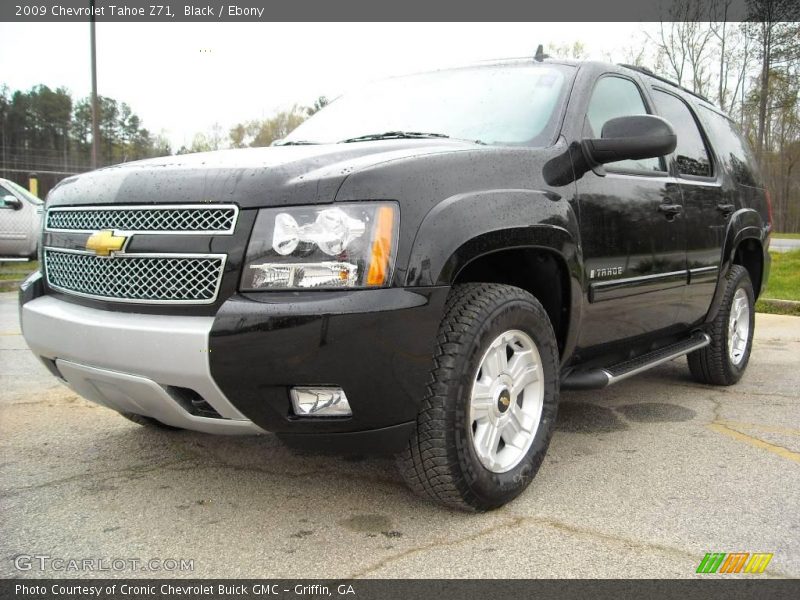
[21,296,263,435]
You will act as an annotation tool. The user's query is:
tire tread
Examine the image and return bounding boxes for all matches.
[397,283,556,511]
[688,265,753,386]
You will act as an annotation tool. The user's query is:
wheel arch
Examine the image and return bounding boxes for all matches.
[706,210,768,323]
[733,237,765,299]
[403,189,582,362]
[451,244,578,360]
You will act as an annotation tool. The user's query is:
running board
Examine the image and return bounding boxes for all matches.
[562,332,711,390]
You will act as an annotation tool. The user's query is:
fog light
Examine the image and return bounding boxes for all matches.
[290,387,352,417]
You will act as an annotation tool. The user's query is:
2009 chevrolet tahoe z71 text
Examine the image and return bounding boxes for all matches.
[19,58,771,511]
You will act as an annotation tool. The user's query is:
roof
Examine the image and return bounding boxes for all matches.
[409,55,723,112]
[617,63,712,104]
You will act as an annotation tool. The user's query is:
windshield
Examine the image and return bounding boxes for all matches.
[3,179,43,205]
[284,63,573,146]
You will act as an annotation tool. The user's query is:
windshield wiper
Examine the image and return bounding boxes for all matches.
[272,139,319,146]
[338,131,450,143]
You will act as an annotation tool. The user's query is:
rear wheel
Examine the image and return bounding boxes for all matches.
[688,265,755,386]
[397,283,559,511]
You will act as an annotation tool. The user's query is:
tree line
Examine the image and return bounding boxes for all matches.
[176,97,328,154]
[649,0,799,233]
[0,84,170,177]
[551,0,799,232]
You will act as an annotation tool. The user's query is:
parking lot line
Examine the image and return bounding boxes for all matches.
[708,422,800,463]
[716,419,800,437]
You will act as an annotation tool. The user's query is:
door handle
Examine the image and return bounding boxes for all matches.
[716,203,735,216]
[658,203,683,220]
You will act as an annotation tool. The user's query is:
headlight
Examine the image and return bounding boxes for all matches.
[240,202,399,290]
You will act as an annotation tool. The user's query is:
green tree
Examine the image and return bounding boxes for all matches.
[229,123,247,149]
[546,42,587,60]
[228,105,308,148]
[177,132,214,154]
[747,0,800,157]
[72,95,160,164]
[306,96,329,116]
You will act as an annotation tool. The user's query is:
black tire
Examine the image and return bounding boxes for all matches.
[397,283,559,511]
[688,265,755,386]
[119,412,182,430]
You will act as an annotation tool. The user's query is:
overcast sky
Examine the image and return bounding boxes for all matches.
[0,22,658,150]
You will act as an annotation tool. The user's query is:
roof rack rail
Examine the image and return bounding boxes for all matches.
[618,63,712,103]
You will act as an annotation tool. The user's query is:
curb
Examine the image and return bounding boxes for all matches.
[757,298,800,316]
[759,298,800,308]
[0,279,23,293]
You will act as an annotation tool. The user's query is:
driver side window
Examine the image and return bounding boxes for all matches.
[0,185,15,209]
[585,76,664,173]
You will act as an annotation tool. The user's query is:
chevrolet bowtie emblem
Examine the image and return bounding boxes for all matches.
[86,230,127,256]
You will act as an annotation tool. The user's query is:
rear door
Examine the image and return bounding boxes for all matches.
[649,88,723,327]
[575,74,687,350]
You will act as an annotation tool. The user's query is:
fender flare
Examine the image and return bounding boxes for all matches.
[404,189,583,360]
[706,208,767,322]
[404,189,581,286]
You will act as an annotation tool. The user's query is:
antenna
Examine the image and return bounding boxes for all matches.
[534,45,550,62]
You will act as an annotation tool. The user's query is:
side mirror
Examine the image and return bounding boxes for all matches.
[582,115,677,166]
[0,195,23,210]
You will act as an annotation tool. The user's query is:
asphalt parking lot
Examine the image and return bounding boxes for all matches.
[1,291,798,579]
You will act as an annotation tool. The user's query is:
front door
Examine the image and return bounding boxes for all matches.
[575,74,687,351]
[0,183,34,256]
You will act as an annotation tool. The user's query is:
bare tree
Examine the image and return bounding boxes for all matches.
[709,20,757,118]
[648,0,716,95]
[748,0,800,158]
[546,41,588,60]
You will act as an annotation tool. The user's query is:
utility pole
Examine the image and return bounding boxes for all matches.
[90,0,100,169]
[1,113,6,178]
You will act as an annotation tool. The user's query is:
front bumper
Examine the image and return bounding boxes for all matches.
[20,285,449,451]
[21,294,263,434]
[209,287,449,451]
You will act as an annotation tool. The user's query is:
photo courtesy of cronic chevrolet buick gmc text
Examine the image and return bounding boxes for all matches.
[19,56,771,511]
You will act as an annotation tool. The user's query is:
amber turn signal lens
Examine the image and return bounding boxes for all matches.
[366,205,395,286]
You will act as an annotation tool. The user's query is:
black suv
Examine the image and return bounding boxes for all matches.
[20,58,771,511]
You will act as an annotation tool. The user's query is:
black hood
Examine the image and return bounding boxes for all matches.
[46,139,479,209]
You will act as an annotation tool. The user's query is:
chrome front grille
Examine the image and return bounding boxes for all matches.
[44,249,226,304]
[46,204,238,234]
[43,204,237,304]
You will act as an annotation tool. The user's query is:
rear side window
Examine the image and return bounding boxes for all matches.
[698,107,761,187]
[652,90,712,177]
[585,76,663,173]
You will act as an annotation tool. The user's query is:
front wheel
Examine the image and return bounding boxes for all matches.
[688,265,755,386]
[397,283,559,511]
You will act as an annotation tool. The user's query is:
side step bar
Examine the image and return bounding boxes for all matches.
[562,331,711,390]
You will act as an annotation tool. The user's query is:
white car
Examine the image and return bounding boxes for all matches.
[0,177,44,258]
